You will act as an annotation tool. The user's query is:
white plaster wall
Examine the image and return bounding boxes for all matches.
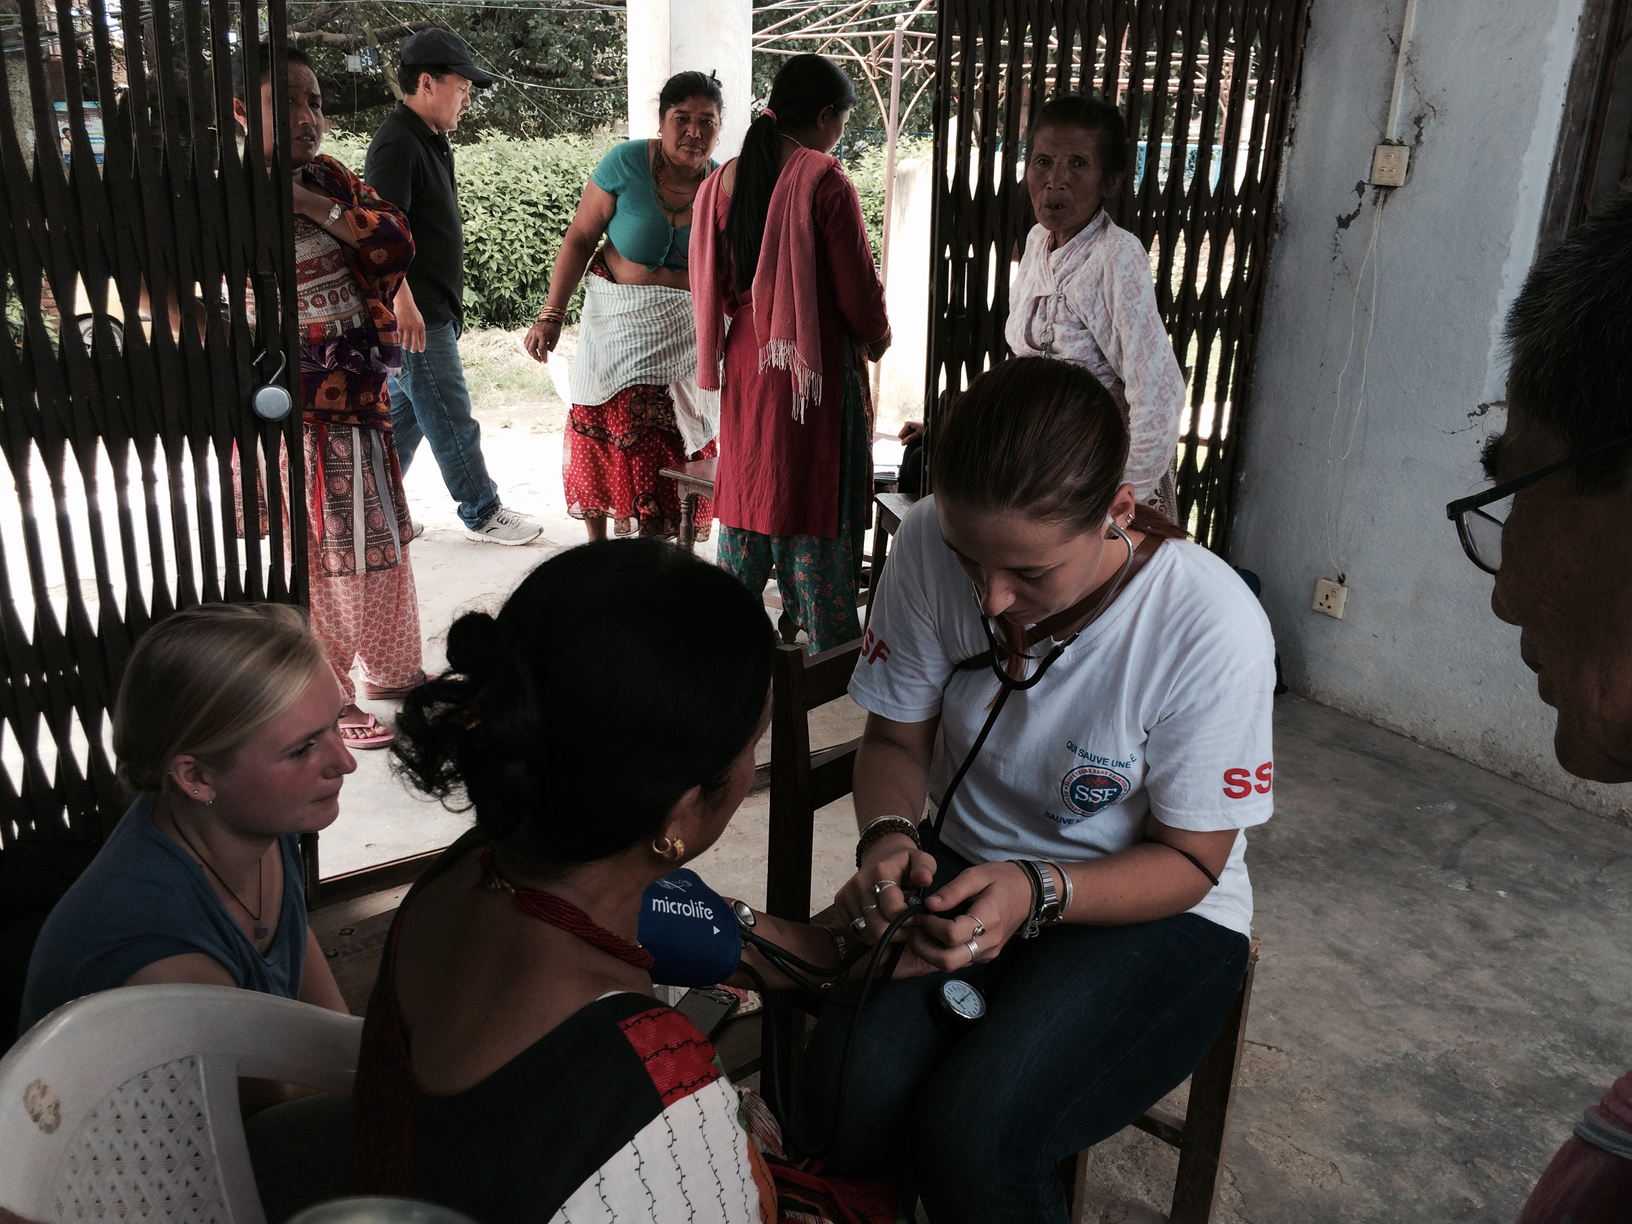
[626,0,753,159]
[877,156,932,423]
[1230,0,1632,819]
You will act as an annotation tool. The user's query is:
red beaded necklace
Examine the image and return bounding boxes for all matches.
[478,845,655,970]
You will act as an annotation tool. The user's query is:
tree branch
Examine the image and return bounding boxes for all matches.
[291,3,344,34]
[286,20,432,50]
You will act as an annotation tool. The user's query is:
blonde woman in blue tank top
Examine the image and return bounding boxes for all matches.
[524,72,724,542]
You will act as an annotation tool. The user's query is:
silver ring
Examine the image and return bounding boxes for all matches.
[965,938,980,965]
[861,903,878,915]
[969,916,986,938]
[851,915,869,933]
[872,880,899,897]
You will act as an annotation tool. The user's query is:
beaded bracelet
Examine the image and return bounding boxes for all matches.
[854,814,920,868]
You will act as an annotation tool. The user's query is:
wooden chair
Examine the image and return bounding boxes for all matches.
[1068,939,1261,1224]
[865,491,919,632]
[759,638,1260,1224]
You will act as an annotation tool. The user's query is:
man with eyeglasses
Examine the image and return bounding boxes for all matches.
[1447,194,1632,1223]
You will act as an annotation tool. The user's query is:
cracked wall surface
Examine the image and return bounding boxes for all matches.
[1226,0,1630,821]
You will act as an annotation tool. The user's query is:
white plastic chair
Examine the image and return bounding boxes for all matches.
[0,984,363,1224]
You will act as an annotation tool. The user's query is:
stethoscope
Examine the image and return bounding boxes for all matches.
[728,522,1138,1157]
[927,519,1137,846]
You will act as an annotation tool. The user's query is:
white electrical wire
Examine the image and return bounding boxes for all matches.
[1323,197,1386,578]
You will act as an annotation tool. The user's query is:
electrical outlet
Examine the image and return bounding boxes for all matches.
[1370,143,1409,187]
[1312,578,1348,619]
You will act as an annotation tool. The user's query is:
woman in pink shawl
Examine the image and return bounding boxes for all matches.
[693,54,890,652]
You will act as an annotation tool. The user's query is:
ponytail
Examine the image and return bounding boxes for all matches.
[723,54,857,295]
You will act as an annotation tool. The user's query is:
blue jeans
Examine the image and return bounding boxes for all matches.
[388,321,500,530]
[797,849,1250,1223]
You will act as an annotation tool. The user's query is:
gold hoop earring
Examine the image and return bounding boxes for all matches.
[652,836,684,862]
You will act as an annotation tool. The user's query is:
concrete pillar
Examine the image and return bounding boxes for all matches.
[627,0,753,160]
[877,155,932,424]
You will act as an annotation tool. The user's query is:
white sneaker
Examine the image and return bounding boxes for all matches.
[465,506,543,546]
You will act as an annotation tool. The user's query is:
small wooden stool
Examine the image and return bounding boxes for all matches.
[660,456,718,550]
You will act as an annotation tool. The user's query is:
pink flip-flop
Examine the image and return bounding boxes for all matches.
[359,672,439,701]
[339,712,395,749]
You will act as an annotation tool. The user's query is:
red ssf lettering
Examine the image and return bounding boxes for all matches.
[1222,761,1274,799]
[861,628,892,665]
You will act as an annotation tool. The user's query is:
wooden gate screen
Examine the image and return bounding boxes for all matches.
[0,0,304,912]
[926,0,1311,551]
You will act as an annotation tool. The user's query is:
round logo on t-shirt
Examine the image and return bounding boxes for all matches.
[1060,765,1131,819]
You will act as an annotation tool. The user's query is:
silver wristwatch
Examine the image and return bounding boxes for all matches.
[324,201,344,227]
[1016,859,1064,939]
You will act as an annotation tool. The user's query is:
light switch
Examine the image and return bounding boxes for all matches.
[1370,144,1410,188]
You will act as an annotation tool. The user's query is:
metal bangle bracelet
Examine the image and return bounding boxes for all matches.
[1045,859,1075,921]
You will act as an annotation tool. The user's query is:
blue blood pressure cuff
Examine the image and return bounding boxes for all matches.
[639,868,743,987]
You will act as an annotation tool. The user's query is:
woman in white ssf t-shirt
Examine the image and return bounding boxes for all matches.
[798,357,1275,1224]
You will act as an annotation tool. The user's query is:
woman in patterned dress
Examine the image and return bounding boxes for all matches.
[235,45,424,748]
[524,72,725,542]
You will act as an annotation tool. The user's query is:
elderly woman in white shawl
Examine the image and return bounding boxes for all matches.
[1008,93,1187,514]
[900,94,1186,516]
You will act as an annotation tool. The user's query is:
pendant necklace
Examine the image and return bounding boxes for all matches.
[169,810,268,940]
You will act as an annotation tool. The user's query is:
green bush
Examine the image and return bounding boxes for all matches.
[317,128,930,326]
[322,128,608,329]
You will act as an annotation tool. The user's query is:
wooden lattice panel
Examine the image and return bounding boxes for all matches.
[0,0,304,894]
[925,0,1311,552]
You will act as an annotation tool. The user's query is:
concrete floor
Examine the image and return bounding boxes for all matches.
[319,418,1632,1222]
[321,419,722,877]
[1076,695,1632,1223]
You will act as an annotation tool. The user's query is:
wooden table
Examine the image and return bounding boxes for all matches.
[659,456,719,550]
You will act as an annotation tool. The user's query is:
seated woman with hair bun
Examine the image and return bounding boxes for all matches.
[352,540,900,1223]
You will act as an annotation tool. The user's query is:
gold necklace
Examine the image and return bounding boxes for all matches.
[650,146,697,217]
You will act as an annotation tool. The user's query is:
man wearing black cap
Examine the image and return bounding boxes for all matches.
[365,28,542,545]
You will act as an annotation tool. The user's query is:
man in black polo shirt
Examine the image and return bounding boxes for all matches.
[365,28,541,545]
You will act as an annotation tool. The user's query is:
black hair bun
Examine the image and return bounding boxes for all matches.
[444,611,509,681]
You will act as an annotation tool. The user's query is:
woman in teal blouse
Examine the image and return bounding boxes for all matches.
[525,72,723,541]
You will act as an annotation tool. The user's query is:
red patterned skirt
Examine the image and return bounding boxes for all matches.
[563,383,716,540]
